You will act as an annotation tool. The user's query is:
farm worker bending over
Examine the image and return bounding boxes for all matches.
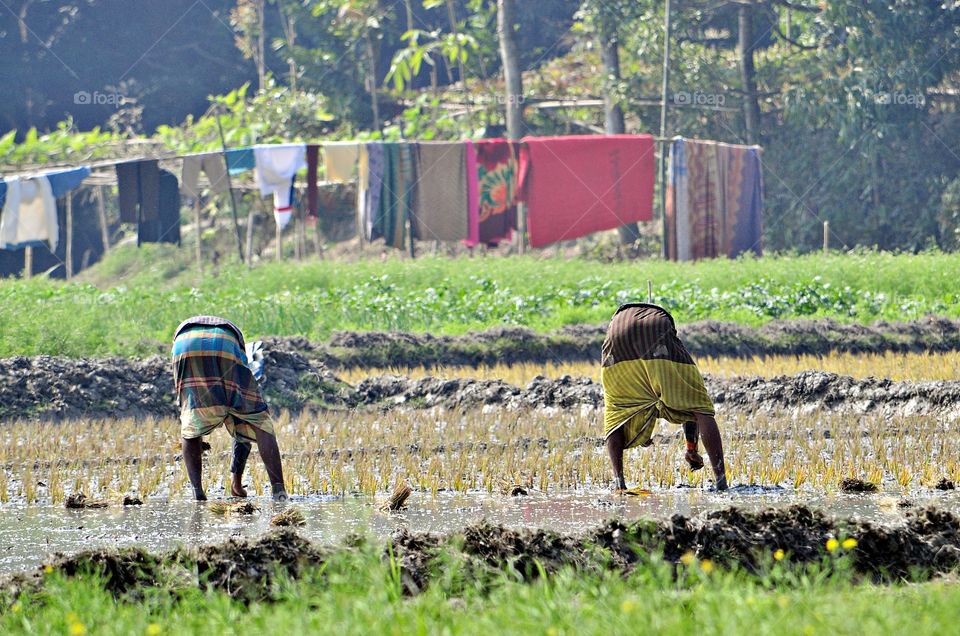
[601,303,728,491]
[172,315,287,501]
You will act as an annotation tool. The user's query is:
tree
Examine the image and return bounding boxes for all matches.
[497,0,523,139]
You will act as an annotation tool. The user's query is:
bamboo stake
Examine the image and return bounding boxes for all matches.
[95,186,110,254]
[245,197,256,265]
[65,195,73,280]
[193,198,203,273]
[275,212,283,262]
[23,246,32,279]
[823,221,830,254]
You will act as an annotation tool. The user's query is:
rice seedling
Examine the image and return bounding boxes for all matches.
[0,401,954,505]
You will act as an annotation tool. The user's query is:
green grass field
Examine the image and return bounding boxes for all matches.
[4,550,958,636]
[1,247,958,357]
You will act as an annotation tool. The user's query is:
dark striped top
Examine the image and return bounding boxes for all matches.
[601,303,694,368]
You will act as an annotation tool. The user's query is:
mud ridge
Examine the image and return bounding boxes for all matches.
[2,349,960,421]
[275,316,960,369]
[5,506,959,602]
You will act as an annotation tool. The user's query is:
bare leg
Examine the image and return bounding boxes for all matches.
[606,427,627,490]
[230,440,251,497]
[254,427,288,500]
[182,437,207,501]
[683,421,704,470]
[694,412,728,490]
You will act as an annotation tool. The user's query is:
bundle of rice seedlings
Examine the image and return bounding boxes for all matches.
[270,506,306,527]
[64,493,110,509]
[209,500,259,515]
[379,481,412,511]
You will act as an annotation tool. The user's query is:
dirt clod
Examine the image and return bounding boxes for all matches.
[122,496,143,506]
[935,478,956,491]
[840,478,879,493]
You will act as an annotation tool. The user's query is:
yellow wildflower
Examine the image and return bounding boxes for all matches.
[69,622,86,636]
[773,549,785,561]
[777,595,790,609]
[43,565,53,574]
[621,599,636,614]
[547,628,558,636]
[700,559,714,574]
[804,626,816,636]
[146,624,163,636]
[11,602,21,613]
[825,538,839,552]
[842,538,858,550]
[679,551,696,566]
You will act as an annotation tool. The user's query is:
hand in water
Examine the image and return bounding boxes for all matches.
[684,449,705,471]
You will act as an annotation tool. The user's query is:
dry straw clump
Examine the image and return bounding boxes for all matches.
[338,351,960,385]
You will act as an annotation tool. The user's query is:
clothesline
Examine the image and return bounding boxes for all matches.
[1,135,765,277]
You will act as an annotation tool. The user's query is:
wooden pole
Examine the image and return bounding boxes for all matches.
[65,195,73,280]
[193,198,203,273]
[823,221,830,254]
[275,213,283,262]
[95,186,110,254]
[215,110,246,264]
[245,197,257,266]
[23,246,32,279]
[658,0,673,260]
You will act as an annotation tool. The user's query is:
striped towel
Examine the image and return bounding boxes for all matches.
[172,325,273,443]
[601,303,714,449]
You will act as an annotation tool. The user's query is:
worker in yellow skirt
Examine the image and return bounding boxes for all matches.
[601,303,727,491]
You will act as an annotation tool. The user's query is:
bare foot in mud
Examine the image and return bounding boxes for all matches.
[685,449,705,471]
[231,480,247,498]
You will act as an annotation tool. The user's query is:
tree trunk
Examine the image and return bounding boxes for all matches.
[599,11,640,246]
[738,2,761,144]
[256,0,266,91]
[497,0,523,139]
[365,29,381,131]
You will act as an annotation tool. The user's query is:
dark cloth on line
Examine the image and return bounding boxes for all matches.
[306,144,320,220]
[138,169,180,245]
[412,141,469,242]
[115,159,161,224]
[0,180,5,208]
[47,167,91,198]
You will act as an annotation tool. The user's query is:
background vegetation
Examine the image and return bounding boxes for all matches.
[2,1,959,252]
[0,249,955,357]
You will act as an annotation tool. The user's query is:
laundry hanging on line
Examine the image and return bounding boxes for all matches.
[324,142,360,183]
[137,169,181,245]
[306,144,320,222]
[253,144,307,231]
[412,141,470,242]
[665,137,763,261]
[473,138,519,245]
[517,134,656,248]
[181,152,229,201]
[0,166,90,252]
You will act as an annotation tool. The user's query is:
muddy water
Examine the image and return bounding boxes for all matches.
[2,488,958,576]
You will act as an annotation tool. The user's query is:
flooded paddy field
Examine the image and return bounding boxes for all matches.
[2,488,959,576]
[1,397,958,576]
